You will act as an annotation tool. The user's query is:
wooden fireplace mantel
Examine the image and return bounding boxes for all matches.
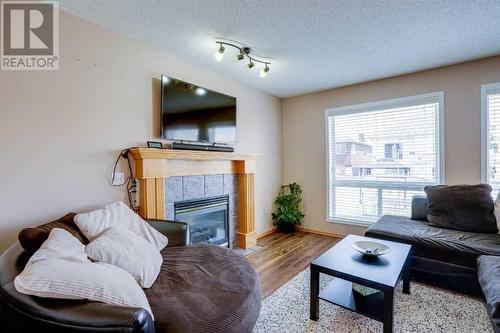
[129,148,258,249]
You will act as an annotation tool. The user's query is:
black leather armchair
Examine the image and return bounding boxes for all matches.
[0,219,189,333]
[145,219,190,248]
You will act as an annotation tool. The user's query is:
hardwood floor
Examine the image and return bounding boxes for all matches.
[246,231,340,299]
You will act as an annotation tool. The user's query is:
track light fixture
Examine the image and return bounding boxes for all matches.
[215,41,271,78]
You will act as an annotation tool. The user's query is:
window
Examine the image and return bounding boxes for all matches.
[384,143,403,160]
[336,143,347,154]
[481,82,500,197]
[326,92,444,225]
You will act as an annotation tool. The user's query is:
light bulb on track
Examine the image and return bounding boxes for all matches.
[234,52,245,62]
[215,44,225,61]
[260,65,270,78]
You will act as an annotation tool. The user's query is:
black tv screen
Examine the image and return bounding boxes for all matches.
[161,75,237,144]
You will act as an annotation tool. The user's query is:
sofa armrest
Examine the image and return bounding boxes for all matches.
[1,298,155,333]
[0,243,155,333]
[411,195,428,221]
[145,220,190,247]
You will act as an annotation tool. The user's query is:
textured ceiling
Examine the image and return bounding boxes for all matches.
[58,0,500,98]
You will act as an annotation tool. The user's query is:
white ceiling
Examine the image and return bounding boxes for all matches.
[59,0,500,98]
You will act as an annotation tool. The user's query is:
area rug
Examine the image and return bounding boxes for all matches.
[254,269,491,333]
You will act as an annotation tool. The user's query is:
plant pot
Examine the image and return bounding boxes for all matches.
[278,223,296,234]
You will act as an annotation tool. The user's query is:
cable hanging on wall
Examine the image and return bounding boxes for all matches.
[111,148,139,212]
[214,41,271,78]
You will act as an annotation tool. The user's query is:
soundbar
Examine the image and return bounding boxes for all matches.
[172,142,234,152]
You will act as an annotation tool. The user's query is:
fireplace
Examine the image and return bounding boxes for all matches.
[174,195,230,247]
[129,148,257,249]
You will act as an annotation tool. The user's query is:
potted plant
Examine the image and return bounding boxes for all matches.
[272,182,305,233]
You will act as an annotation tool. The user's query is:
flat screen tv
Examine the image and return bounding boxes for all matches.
[160,75,237,144]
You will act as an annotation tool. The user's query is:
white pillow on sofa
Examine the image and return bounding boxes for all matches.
[74,201,168,251]
[14,228,154,318]
[86,227,162,288]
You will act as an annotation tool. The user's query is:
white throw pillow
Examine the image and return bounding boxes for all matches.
[494,191,500,234]
[86,227,162,288]
[14,228,154,318]
[74,201,168,251]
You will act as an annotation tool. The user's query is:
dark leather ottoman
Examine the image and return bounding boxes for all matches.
[145,243,261,333]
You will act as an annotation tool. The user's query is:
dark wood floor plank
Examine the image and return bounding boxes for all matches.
[247,231,340,299]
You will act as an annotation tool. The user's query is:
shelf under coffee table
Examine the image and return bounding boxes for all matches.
[310,234,411,333]
[319,278,385,322]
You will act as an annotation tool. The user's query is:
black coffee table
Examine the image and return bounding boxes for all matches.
[310,234,411,333]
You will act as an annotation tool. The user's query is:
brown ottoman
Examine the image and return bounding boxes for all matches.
[145,243,261,333]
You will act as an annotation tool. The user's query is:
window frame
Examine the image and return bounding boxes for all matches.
[324,91,445,227]
[481,82,500,186]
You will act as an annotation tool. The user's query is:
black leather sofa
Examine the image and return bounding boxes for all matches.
[0,220,189,333]
[366,195,500,332]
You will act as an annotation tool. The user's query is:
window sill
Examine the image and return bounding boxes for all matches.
[326,218,373,228]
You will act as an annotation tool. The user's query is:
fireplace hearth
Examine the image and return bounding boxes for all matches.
[174,195,230,247]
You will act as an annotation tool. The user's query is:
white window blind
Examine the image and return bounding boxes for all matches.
[326,93,443,225]
[482,83,500,197]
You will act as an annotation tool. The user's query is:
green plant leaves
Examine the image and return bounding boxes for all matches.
[272,182,305,227]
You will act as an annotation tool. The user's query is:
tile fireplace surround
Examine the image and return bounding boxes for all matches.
[165,174,239,247]
[129,148,258,249]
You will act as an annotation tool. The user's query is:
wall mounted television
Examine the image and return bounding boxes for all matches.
[160,75,237,144]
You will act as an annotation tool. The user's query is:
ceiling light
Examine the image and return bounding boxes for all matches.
[234,52,245,62]
[260,65,270,78]
[246,60,255,71]
[195,87,207,96]
[214,41,272,75]
[215,44,225,61]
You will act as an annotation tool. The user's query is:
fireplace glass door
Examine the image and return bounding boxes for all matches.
[174,195,230,247]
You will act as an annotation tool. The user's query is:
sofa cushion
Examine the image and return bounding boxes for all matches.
[424,184,498,233]
[18,213,88,253]
[74,201,168,251]
[85,227,162,288]
[145,243,261,333]
[366,215,500,268]
[477,255,500,333]
[411,195,429,221]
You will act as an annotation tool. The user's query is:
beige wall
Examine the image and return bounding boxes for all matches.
[282,56,500,237]
[0,13,282,253]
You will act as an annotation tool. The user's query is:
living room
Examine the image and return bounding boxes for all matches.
[1,1,499,332]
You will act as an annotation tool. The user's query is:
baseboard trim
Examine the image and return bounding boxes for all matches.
[296,227,344,239]
[257,228,277,239]
[257,227,345,239]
